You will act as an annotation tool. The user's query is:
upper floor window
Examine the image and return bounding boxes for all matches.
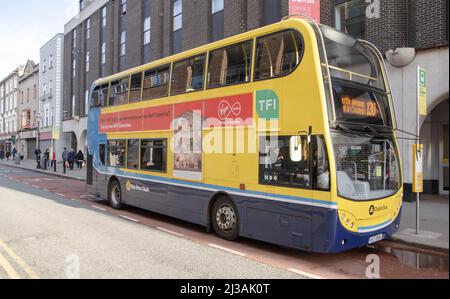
[85,51,90,72]
[121,0,127,15]
[49,55,53,69]
[72,29,77,49]
[43,60,47,73]
[171,54,205,95]
[86,18,91,39]
[101,42,106,65]
[211,0,224,42]
[101,6,107,27]
[261,0,281,26]
[144,17,151,46]
[335,0,366,39]
[120,31,126,56]
[172,0,183,54]
[254,30,304,80]
[207,40,252,88]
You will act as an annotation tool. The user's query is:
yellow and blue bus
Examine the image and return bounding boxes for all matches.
[86,16,403,253]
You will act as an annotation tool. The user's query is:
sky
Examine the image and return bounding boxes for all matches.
[0,0,79,79]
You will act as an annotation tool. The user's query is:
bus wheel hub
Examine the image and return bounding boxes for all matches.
[216,206,236,231]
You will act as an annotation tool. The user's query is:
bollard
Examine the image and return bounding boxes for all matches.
[63,160,66,174]
[53,160,57,172]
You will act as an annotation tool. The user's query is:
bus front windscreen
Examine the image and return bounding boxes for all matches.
[332,133,401,201]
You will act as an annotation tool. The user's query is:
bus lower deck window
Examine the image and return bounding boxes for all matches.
[140,139,167,172]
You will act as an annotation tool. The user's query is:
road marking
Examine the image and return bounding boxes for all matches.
[55,193,65,197]
[0,250,21,279]
[288,268,324,279]
[43,189,49,192]
[119,215,139,223]
[32,185,40,189]
[0,239,39,279]
[208,244,246,257]
[91,205,107,211]
[156,227,184,237]
[23,182,29,185]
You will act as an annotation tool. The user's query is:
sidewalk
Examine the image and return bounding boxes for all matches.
[0,159,86,181]
[391,194,449,252]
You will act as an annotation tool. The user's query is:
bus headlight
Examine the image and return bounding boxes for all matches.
[339,210,358,232]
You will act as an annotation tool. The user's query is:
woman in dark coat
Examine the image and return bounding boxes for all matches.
[76,150,84,169]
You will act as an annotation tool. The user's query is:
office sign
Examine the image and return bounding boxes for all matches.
[289,0,321,23]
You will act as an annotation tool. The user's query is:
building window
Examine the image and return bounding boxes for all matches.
[85,90,89,115]
[140,139,167,172]
[121,0,127,15]
[101,6,107,27]
[72,59,76,78]
[49,55,53,69]
[43,60,47,73]
[101,42,106,65]
[72,95,76,117]
[335,0,366,39]
[120,31,126,57]
[261,0,281,26]
[86,18,91,39]
[85,51,90,72]
[171,54,205,95]
[211,0,224,42]
[207,40,252,88]
[72,29,77,48]
[172,0,183,54]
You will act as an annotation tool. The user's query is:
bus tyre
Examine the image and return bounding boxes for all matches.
[108,180,123,210]
[211,196,239,241]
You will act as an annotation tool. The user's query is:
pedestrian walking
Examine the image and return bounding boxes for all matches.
[34,148,42,169]
[51,149,57,170]
[62,148,68,171]
[76,150,84,169]
[0,149,4,160]
[5,151,11,160]
[44,149,50,168]
[68,149,75,170]
[12,147,17,159]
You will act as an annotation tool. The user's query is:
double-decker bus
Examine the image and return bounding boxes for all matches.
[86,16,403,253]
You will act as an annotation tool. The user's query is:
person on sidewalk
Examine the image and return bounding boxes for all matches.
[44,149,50,169]
[51,149,56,170]
[76,150,84,169]
[34,148,42,169]
[0,149,4,160]
[5,151,10,161]
[62,148,68,171]
[12,147,17,159]
[68,149,75,170]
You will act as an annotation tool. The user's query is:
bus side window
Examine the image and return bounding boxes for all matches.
[91,86,100,108]
[99,84,109,106]
[99,144,106,165]
[254,30,304,80]
[109,77,129,106]
[207,40,252,88]
[171,54,206,95]
[259,136,311,189]
[127,139,139,170]
[140,139,167,172]
[314,136,330,191]
[142,65,170,100]
[129,73,143,103]
[107,140,126,168]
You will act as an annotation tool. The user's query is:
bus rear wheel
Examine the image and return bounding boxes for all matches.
[211,196,239,241]
[108,180,123,210]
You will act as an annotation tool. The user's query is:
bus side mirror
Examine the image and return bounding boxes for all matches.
[290,136,303,162]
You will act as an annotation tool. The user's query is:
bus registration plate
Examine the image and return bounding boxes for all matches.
[368,234,384,244]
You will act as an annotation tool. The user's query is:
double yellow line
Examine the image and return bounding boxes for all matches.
[0,238,39,279]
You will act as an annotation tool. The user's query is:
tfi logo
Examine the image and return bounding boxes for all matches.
[218,100,242,121]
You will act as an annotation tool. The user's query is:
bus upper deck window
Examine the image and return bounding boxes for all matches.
[171,54,206,95]
[207,40,252,88]
[129,73,143,103]
[254,30,304,80]
[91,86,101,108]
[109,77,129,106]
[143,65,170,100]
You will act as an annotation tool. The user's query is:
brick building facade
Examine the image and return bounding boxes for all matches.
[63,0,448,196]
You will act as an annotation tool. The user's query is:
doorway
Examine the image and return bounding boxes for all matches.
[440,124,449,195]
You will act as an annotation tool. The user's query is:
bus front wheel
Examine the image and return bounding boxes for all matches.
[108,180,123,210]
[211,196,239,241]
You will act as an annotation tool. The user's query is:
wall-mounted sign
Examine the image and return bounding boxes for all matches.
[289,0,321,24]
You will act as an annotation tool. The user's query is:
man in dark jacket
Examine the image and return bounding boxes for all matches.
[68,149,76,170]
[34,148,42,168]
[76,150,84,169]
